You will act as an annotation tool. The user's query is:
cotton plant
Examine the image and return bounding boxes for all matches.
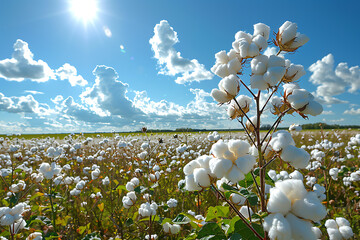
[187,20,329,240]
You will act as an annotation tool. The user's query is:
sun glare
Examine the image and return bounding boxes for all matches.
[70,0,98,23]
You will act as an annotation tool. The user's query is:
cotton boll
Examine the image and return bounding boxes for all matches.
[264,67,286,86]
[228,58,242,74]
[302,100,323,116]
[185,175,202,191]
[267,187,291,215]
[263,213,292,240]
[170,224,181,234]
[209,158,233,179]
[283,83,300,95]
[268,55,285,68]
[325,219,338,229]
[286,64,305,81]
[211,140,229,158]
[211,89,232,103]
[279,22,297,44]
[183,160,201,175]
[335,217,350,227]
[312,227,322,239]
[215,50,229,64]
[219,75,240,97]
[280,145,310,169]
[275,179,307,202]
[163,222,171,233]
[226,166,245,183]
[252,35,268,50]
[289,170,303,180]
[268,170,277,181]
[193,168,210,188]
[338,226,354,239]
[230,193,246,205]
[327,228,343,240]
[239,206,253,219]
[212,64,229,78]
[253,23,270,40]
[250,74,268,90]
[270,130,295,151]
[291,191,327,221]
[228,140,250,157]
[251,55,268,74]
[235,155,256,174]
[286,213,317,240]
[237,40,250,58]
[290,33,309,49]
[235,31,252,42]
[248,43,260,57]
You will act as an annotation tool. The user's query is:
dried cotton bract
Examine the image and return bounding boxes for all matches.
[227,95,252,120]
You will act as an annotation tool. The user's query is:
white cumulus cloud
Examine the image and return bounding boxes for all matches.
[344,108,360,115]
[309,54,360,104]
[149,20,213,84]
[0,39,55,82]
[56,63,88,86]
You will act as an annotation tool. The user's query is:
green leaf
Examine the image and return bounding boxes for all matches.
[197,222,226,240]
[173,214,191,224]
[134,186,141,194]
[233,219,264,240]
[125,218,133,226]
[229,233,242,240]
[205,206,230,221]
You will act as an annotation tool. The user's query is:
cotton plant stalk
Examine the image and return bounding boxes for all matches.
[183,21,325,240]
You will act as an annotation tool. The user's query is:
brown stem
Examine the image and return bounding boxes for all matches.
[210,184,263,239]
[233,98,256,131]
[237,119,256,146]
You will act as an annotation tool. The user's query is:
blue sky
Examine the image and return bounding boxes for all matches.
[0,0,359,133]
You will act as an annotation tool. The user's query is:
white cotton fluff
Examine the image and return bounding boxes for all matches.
[286,88,323,116]
[267,187,291,215]
[239,206,253,219]
[283,83,300,95]
[183,155,212,191]
[39,162,62,180]
[211,89,232,104]
[250,55,286,90]
[280,145,310,169]
[275,179,307,203]
[253,23,270,40]
[230,193,246,205]
[193,168,211,188]
[269,130,295,151]
[286,213,317,240]
[285,61,306,82]
[208,140,256,183]
[263,213,292,240]
[325,218,354,240]
[289,170,303,180]
[139,202,158,217]
[279,21,297,44]
[291,192,327,221]
[211,50,242,78]
[218,74,240,97]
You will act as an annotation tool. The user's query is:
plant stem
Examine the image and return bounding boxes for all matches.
[49,179,57,233]
[210,184,263,240]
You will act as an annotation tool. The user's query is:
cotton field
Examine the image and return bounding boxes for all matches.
[0,130,358,239]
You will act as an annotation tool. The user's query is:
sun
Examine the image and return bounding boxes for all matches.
[70,0,98,23]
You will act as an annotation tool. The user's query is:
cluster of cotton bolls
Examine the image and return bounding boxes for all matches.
[283,83,323,116]
[269,130,310,169]
[343,169,360,186]
[250,55,286,90]
[163,222,181,235]
[183,139,257,191]
[348,133,360,146]
[267,169,304,182]
[207,131,221,141]
[263,179,326,240]
[139,202,158,217]
[0,202,29,235]
[325,218,354,240]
